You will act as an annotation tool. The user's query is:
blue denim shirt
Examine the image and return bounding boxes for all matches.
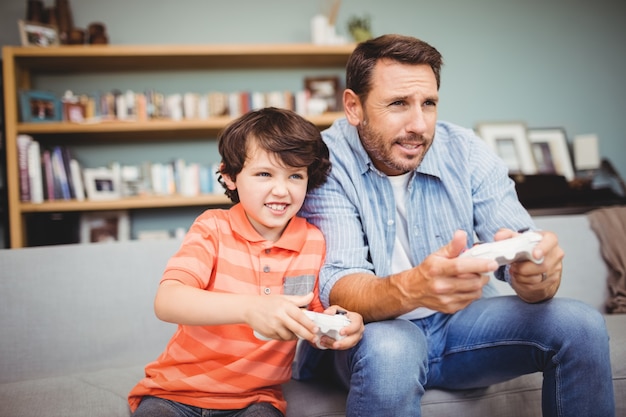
[300,118,535,308]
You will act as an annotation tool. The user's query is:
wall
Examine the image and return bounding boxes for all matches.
[1,0,625,240]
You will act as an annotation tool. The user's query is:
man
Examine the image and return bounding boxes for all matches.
[299,34,614,416]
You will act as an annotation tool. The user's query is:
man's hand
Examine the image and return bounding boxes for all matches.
[315,306,364,350]
[392,230,497,315]
[495,229,564,303]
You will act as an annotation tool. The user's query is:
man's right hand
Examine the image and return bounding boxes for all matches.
[391,230,497,314]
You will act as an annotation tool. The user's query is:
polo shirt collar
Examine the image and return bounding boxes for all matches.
[229,203,307,252]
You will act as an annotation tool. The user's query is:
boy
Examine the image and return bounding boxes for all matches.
[128,107,364,417]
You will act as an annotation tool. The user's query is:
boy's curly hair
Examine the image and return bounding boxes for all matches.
[217,107,331,203]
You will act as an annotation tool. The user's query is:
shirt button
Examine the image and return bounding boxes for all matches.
[387,219,394,226]
[263,265,270,273]
[264,287,271,295]
[265,249,271,254]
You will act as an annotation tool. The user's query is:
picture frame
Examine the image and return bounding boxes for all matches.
[475,122,537,175]
[83,167,121,200]
[304,76,341,113]
[19,90,62,123]
[63,100,86,123]
[527,128,575,181]
[18,20,60,47]
[80,210,130,243]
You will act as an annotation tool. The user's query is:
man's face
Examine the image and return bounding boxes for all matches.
[356,60,439,176]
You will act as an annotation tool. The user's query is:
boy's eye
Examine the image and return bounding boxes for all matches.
[257,172,271,177]
[290,173,305,180]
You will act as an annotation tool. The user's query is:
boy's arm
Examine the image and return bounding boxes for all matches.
[155,281,320,340]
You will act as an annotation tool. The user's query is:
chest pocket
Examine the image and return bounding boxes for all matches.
[283,275,315,296]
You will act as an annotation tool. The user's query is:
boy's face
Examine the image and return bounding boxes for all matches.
[222,142,309,242]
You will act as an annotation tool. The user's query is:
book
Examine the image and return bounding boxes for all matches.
[41,150,55,201]
[61,146,76,199]
[51,146,71,200]
[69,159,85,201]
[17,134,33,202]
[27,140,44,203]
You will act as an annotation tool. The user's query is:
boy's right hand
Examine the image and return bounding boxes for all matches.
[246,292,320,342]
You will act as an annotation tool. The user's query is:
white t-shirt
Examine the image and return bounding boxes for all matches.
[388,173,436,320]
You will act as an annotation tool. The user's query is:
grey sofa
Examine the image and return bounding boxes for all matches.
[0,213,624,417]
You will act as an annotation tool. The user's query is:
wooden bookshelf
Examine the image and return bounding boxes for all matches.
[2,44,354,247]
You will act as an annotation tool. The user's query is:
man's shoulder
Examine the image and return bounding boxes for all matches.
[435,120,476,141]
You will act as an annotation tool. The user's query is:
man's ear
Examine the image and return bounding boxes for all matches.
[343,89,363,127]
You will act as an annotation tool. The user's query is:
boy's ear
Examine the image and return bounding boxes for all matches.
[343,89,363,127]
[220,164,237,190]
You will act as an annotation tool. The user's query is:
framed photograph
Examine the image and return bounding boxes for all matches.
[573,133,601,171]
[476,122,537,175]
[63,101,86,123]
[83,167,121,200]
[18,20,60,47]
[304,76,341,113]
[80,210,130,243]
[19,90,62,123]
[527,128,575,181]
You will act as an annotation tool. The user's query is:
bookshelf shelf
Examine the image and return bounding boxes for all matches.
[16,113,344,139]
[20,194,232,213]
[3,44,353,247]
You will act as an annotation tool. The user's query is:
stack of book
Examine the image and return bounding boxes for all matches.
[17,134,84,203]
[60,89,311,123]
[17,134,223,203]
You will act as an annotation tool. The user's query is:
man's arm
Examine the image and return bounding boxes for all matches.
[329,231,497,322]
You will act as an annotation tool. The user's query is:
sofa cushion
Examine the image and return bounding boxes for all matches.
[0,366,142,417]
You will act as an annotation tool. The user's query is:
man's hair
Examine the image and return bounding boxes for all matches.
[346,34,443,102]
[217,107,331,203]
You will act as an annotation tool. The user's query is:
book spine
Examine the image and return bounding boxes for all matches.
[69,159,85,201]
[27,140,44,204]
[51,146,71,200]
[41,150,55,201]
[17,134,33,202]
[61,146,76,199]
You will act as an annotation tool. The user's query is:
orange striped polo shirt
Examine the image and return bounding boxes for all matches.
[128,204,325,414]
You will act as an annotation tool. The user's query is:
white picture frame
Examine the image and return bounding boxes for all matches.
[18,20,60,47]
[83,167,120,200]
[80,210,130,243]
[476,122,537,175]
[527,128,575,181]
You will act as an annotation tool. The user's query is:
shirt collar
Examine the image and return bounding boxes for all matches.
[229,203,307,252]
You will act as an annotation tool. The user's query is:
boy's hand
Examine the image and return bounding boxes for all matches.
[247,292,319,342]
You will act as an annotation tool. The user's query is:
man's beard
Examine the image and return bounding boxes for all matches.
[358,121,432,175]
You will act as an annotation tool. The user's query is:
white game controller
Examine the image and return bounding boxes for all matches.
[254,310,350,349]
[459,231,544,266]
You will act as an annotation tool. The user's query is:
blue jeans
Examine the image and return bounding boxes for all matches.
[331,296,615,417]
[131,396,284,417]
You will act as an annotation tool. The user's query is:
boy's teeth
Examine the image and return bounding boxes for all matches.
[267,203,286,210]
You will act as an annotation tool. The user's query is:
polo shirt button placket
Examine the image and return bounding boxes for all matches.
[263,265,271,295]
